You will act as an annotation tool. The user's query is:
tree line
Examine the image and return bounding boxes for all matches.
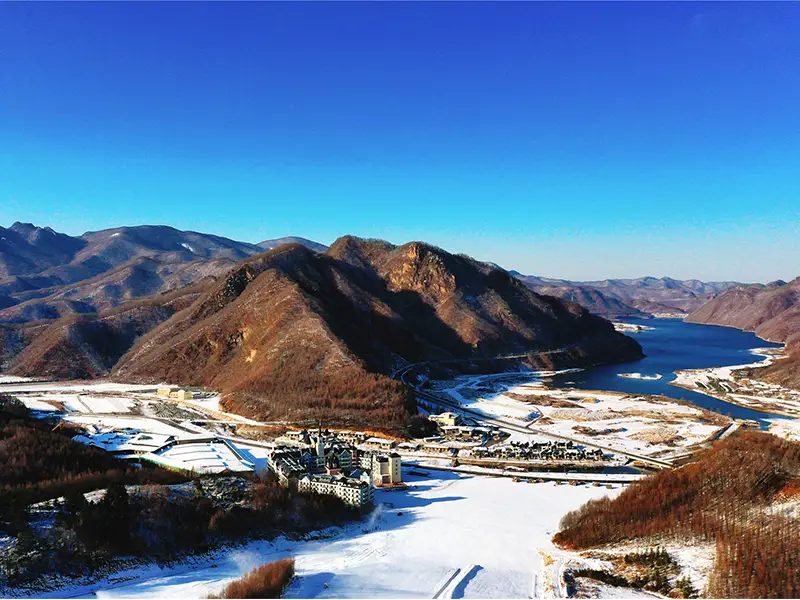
[554,432,800,598]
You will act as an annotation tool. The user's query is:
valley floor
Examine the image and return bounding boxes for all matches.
[20,469,629,600]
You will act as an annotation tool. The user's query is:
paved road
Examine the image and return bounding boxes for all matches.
[404,461,646,483]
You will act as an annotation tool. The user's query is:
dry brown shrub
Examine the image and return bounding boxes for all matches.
[210,558,295,599]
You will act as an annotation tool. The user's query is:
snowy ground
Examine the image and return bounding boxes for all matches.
[25,469,625,600]
[673,348,800,423]
[579,540,715,597]
[0,381,168,394]
[2,379,270,474]
[433,375,726,460]
[767,418,800,442]
[0,375,35,384]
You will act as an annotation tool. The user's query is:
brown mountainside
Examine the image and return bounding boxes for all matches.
[113,237,642,430]
[0,223,327,324]
[6,283,207,379]
[687,278,800,388]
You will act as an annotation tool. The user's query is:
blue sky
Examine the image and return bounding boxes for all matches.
[1,2,798,282]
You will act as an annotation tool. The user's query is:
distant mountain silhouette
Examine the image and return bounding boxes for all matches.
[258,236,328,253]
[0,223,325,323]
[513,273,743,318]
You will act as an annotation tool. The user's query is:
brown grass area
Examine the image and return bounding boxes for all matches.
[505,392,580,408]
[209,558,295,599]
[630,427,680,445]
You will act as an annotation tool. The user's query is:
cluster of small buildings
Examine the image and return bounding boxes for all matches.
[471,440,606,463]
[267,429,405,507]
[156,388,195,401]
[439,425,506,443]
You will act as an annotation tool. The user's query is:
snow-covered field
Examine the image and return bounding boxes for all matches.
[673,349,800,418]
[0,381,167,394]
[767,418,800,442]
[432,375,726,459]
[0,375,34,384]
[530,390,722,459]
[66,416,189,438]
[16,393,135,414]
[148,440,253,474]
[441,374,544,422]
[31,469,624,600]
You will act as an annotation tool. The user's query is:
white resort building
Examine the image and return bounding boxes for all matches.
[298,473,374,507]
[430,412,461,426]
[371,453,402,486]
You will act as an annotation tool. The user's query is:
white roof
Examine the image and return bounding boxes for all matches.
[150,441,253,474]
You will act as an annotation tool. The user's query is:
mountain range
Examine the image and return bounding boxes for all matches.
[1,224,644,430]
[0,222,327,323]
[12,220,797,430]
[511,272,743,318]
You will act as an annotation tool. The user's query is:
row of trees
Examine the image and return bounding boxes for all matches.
[554,432,800,598]
[224,348,414,432]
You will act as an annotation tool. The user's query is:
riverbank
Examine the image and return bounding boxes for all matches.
[550,319,788,425]
[671,348,800,420]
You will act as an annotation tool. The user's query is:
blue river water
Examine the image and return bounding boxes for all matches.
[550,318,786,424]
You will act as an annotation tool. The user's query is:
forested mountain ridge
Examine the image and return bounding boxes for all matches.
[112,236,642,430]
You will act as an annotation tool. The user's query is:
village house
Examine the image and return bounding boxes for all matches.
[430,412,461,427]
[363,437,397,451]
[335,431,368,445]
[397,441,421,452]
[276,430,311,446]
[422,443,457,456]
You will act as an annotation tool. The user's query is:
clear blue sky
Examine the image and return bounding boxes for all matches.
[1,2,798,282]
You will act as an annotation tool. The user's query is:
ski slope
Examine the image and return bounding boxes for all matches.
[38,469,624,599]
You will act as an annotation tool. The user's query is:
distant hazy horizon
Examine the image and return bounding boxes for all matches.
[2,2,798,282]
[0,218,779,286]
